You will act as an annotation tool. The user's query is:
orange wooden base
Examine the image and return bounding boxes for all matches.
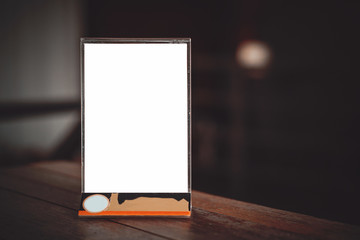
[78,210,191,216]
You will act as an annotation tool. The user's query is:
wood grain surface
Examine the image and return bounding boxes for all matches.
[0,161,359,240]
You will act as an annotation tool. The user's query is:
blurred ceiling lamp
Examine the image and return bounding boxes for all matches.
[236,40,271,70]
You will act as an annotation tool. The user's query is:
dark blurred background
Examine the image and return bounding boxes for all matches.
[1,0,359,225]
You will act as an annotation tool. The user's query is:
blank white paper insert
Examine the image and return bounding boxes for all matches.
[84,43,188,193]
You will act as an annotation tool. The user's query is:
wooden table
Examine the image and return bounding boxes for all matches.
[0,161,359,240]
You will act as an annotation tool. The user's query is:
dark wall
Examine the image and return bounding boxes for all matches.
[0,0,82,163]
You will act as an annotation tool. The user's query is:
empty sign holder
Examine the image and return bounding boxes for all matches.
[79,38,191,217]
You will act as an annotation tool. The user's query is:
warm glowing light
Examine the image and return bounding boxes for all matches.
[236,40,271,69]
